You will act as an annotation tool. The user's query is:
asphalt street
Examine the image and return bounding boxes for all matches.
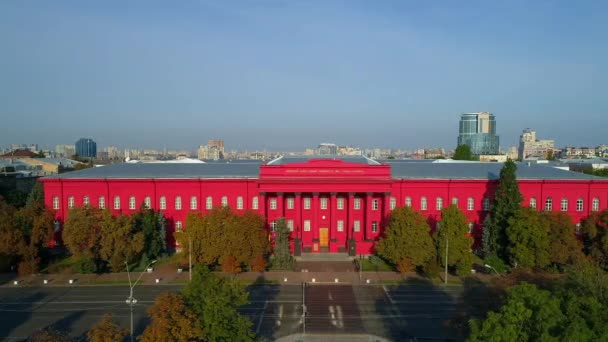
[0,282,465,341]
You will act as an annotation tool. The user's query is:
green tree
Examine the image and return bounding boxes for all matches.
[183,267,254,341]
[271,218,293,270]
[453,144,475,160]
[88,313,128,342]
[468,282,565,342]
[581,209,608,269]
[132,208,166,263]
[543,212,584,269]
[484,159,523,261]
[506,208,550,268]
[98,211,145,272]
[435,205,474,276]
[376,206,435,271]
[139,292,203,342]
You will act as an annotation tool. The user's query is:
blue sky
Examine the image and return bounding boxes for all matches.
[1,1,606,151]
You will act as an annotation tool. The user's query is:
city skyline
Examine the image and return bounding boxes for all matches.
[2,1,607,149]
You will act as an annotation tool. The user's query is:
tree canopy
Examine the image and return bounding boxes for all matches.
[376,206,435,272]
[543,212,584,269]
[453,144,476,161]
[435,204,474,276]
[506,207,551,268]
[140,292,203,342]
[581,209,608,270]
[271,217,293,270]
[88,314,128,342]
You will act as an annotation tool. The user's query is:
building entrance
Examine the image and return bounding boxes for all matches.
[319,228,329,247]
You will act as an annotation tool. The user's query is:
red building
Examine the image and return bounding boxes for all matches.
[42,156,608,255]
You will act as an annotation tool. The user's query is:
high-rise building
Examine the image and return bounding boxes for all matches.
[75,138,97,158]
[318,143,338,155]
[55,144,76,158]
[518,129,555,160]
[457,112,499,155]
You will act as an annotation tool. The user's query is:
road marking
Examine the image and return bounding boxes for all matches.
[276,304,283,326]
[382,285,395,304]
[255,301,268,335]
[336,305,344,328]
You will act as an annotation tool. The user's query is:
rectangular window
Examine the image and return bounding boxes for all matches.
[467,197,474,211]
[405,196,412,207]
[372,199,379,210]
[114,196,120,210]
[304,220,311,231]
[337,220,344,232]
[354,198,361,210]
[371,221,378,233]
[190,196,197,210]
[237,196,243,210]
[68,196,74,209]
[252,196,258,210]
[304,197,311,210]
[421,197,428,210]
[354,220,361,232]
[270,199,277,210]
[98,196,105,209]
[206,196,213,210]
[337,198,344,210]
[576,199,583,212]
[390,197,396,210]
[320,197,328,210]
[287,197,294,209]
[53,196,59,210]
[545,198,553,211]
[160,196,166,210]
[561,198,568,212]
[129,196,136,210]
[287,220,294,231]
[175,196,182,210]
[436,197,443,211]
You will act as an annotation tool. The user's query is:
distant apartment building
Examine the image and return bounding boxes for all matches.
[518,129,555,160]
[424,148,445,159]
[337,146,362,156]
[457,112,500,155]
[318,143,338,155]
[55,145,76,158]
[75,138,97,158]
[197,144,222,160]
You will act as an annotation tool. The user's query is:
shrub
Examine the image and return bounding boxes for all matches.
[484,254,510,274]
[18,259,39,276]
[249,255,267,272]
[220,255,241,274]
[72,256,98,274]
[397,257,415,273]
[455,260,473,276]
[422,261,442,279]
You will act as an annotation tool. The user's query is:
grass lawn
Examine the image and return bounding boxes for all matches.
[358,257,396,272]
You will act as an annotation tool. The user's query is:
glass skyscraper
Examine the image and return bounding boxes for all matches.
[75,138,97,158]
[457,112,499,155]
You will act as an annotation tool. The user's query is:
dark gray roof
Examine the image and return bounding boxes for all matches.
[387,161,604,180]
[47,162,262,179]
[268,155,380,165]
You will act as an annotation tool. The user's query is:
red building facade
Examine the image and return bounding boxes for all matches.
[42,157,608,255]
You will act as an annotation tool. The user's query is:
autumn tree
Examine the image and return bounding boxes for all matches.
[484,159,523,261]
[98,211,145,272]
[29,326,72,342]
[87,314,128,342]
[505,207,550,268]
[241,210,271,267]
[0,199,26,268]
[139,292,202,342]
[435,205,474,276]
[543,212,584,269]
[271,218,293,270]
[183,267,254,341]
[376,206,435,272]
[581,209,608,269]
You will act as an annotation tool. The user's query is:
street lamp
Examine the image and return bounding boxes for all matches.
[484,264,500,276]
[125,259,157,342]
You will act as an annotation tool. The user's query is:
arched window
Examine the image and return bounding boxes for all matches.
[144,196,151,209]
[113,196,120,210]
[190,196,197,210]
[83,196,90,206]
[420,197,428,210]
[545,197,553,211]
[237,196,244,210]
[390,197,396,210]
[252,196,258,210]
[175,221,182,232]
[405,196,412,207]
[560,198,568,211]
[436,197,443,211]
[592,198,600,212]
[175,196,182,210]
[576,198,583,212]
[530,197,537,209]
[68,196,74,209]
[98,196,105,209]
[129,196,136,210]
[206,196,213,210]
[467,197,474,211]
[452,197,458,207]
[221,196,228,207]
[482,197,490,211]
[159,196,166,210]
[52,196,60,210]
[468,223,474,234]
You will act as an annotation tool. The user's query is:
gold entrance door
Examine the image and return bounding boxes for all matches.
[319,228,329,247]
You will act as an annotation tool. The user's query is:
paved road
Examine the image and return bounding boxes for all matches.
[0,283,465,341]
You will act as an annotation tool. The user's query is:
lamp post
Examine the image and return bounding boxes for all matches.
[125,260,157,342]
[484,264,500,276]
